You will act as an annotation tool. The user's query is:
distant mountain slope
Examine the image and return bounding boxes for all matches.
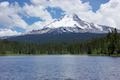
[7,33,106,43]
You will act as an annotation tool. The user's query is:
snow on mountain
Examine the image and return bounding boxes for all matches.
[27,14,115,34]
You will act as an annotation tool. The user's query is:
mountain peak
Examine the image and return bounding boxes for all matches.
[44,14,80,28]
[72,14,82,21]
[27,14,116,34]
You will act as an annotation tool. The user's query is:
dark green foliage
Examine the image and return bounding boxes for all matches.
[0,29,120,56]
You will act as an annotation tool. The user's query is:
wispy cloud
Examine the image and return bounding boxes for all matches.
[0,29,21,37]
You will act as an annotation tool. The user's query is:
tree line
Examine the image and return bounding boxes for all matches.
[0,29,120,56]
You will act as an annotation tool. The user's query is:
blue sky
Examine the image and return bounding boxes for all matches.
[2,0,109,11]
[0,0,109,25]
[81,0,109,12]
[1,0,120,36]
[0,0,109,12]
[2,0,110,19]
[0,0,110,27]
[0,0,31,6]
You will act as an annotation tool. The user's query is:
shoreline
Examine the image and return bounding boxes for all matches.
[0,53,120,57]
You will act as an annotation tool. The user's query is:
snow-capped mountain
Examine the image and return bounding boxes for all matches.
[4,14,119,43]
[27,14,115,35]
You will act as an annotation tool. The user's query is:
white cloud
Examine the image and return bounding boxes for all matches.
[95,0,120,29]
[0,1,9,7]
[0,29,21,37]
[27,21,47,31]
[0,1,28,29]
[23,3,53,22]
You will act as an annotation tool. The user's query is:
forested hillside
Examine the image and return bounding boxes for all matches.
[7,33,106,43]
[0,29,120,56]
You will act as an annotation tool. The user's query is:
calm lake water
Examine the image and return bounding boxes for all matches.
[0,55,120,80]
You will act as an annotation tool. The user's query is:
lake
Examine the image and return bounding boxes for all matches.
[0,55,120,80]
